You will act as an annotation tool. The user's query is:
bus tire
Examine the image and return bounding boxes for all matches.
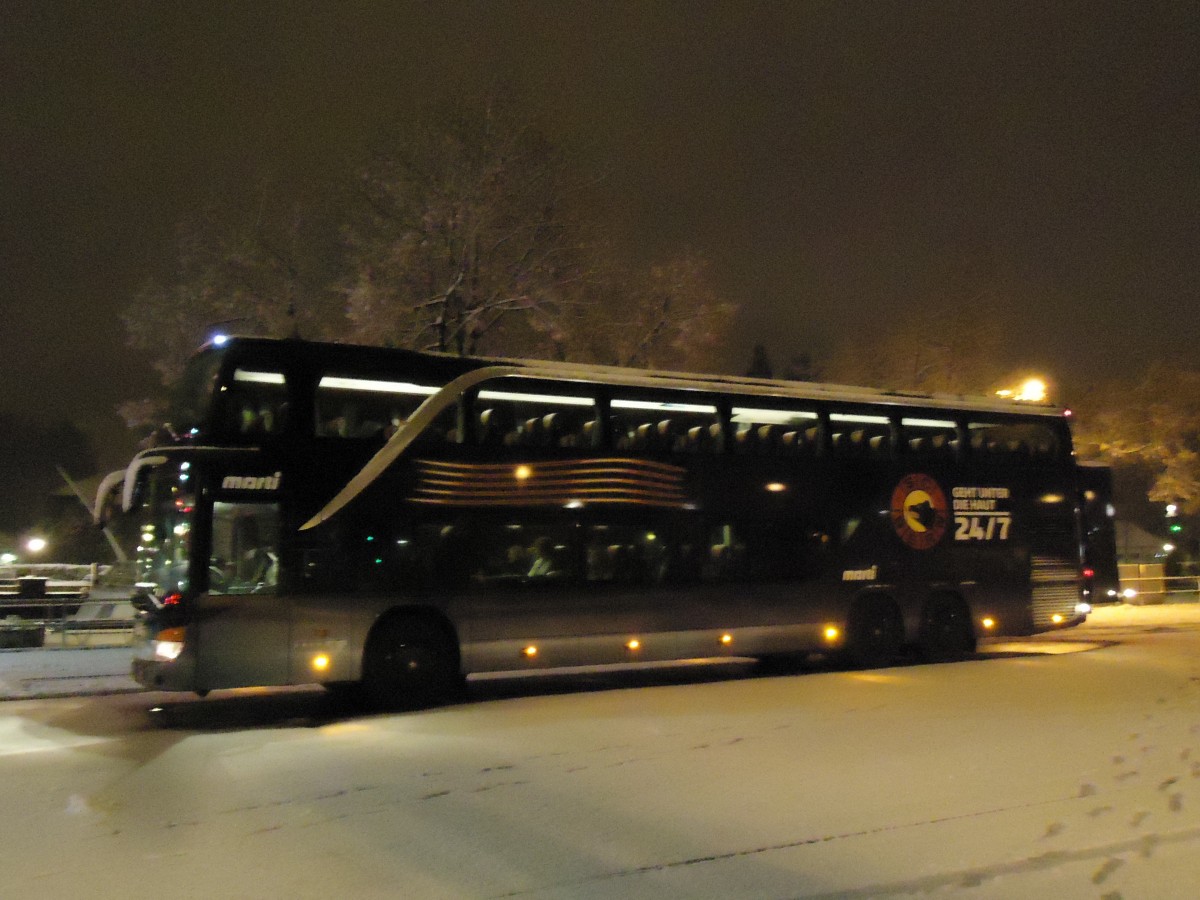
[919,595,977,659]
[322,681,367,708]
[844,596,903,669]
[361,614,464,710]
[754,653,809,676]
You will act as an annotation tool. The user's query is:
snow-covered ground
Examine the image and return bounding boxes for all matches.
[2,603,1199,898]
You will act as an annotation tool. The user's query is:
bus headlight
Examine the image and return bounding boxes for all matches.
[154,626,186,661]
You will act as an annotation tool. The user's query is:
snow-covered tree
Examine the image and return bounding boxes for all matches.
[342,98,588,357]
[1073,363,1200,513]
[123,190,345,384]
[823,300,1012,396]
[552,253,737,371]
[122,92,739,417]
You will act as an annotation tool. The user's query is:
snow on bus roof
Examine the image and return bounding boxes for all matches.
[197,335,1064,418]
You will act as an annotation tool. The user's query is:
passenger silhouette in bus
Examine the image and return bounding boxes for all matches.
[233,517,278,590]
[586,538,614,581]
[528,537,557,577]
[504,544,529,576]
[242,544,278,589]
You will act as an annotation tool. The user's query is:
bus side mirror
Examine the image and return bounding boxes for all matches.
[130,594,157,614]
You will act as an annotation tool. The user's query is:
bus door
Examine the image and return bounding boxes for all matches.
[194,494,291,689]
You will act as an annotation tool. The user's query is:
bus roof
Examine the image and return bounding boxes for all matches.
[199,335,1065,419]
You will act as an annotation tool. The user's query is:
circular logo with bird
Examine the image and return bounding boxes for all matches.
[890,474,949,550]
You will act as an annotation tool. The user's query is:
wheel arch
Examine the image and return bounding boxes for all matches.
[364,604,463,673]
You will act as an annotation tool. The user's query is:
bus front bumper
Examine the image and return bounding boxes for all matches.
[132,646,197,692]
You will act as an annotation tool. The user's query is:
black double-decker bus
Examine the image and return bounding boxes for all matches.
[98,337,1086,706]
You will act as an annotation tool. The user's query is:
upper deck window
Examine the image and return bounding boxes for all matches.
[967,418,1062,461]
[828,411,892,458]
[219,368,288,437]
[730,406,820,455]
[316,375,439,439]
[610,396,722,455]
[472,386,599,449]
[901,417,960,460]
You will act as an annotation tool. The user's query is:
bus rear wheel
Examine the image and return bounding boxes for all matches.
[362,615,463,710]
[919,595,977,659]
[844,597,903,669]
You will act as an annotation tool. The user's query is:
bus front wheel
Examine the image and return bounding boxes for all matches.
[362,615,463,710]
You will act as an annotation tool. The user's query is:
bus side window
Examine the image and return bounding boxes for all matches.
[610,396,721,455]
[209,501,281,595]
[411,402,464,446]
[222,369,288,439]
[364,522,469,590]
[704,524,747,581]
[473,521,577,583]
[315,374,438,440]
[473,384,599,450]
[968,420,1061,461]
[828,412,892,459]
[902,417,960,461]
[582,523,700,585]
[730,406,820,456]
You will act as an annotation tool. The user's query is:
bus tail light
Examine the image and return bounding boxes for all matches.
[154,627,187,661]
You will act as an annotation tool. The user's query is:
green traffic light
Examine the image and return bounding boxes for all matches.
[1169,523,1184,533]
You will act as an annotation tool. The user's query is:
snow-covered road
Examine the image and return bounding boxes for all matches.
[2,604,1199,898]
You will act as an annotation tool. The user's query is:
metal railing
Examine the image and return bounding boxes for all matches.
[1113,562,1200,605]
[0,564,138,650]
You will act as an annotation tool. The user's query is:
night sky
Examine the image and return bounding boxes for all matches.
[3,1,1198,471]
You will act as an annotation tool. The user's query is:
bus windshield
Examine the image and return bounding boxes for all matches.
[168,346,227,436]
[127,462,197,600]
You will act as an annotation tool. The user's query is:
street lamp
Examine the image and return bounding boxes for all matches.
[25,536,47,555]
[996,377,1048,403]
